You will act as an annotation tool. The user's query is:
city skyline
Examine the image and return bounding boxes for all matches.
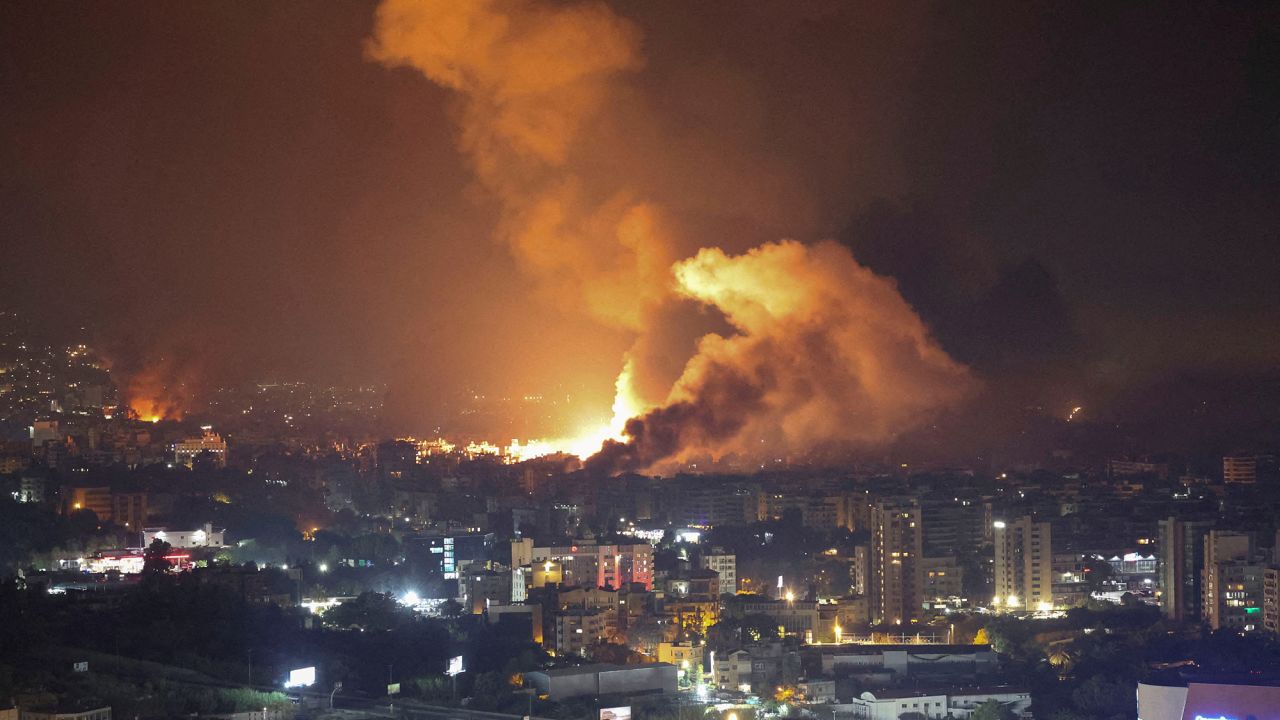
[3,1,1279,453]
[3,3,1280,720]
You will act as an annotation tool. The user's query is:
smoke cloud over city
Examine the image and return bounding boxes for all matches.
[370,0,974,470]
[4,1,1277,457]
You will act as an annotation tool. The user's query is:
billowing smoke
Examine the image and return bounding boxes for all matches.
[369,0,671,328]
[370,0,974,471]
[587,240,975,473]
[123,354,201,422]
[370,0,676,416]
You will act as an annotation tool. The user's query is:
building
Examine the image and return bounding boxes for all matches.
[836,687,1030,720]
[728,596,820,640]
[463,569,513,613]
[656,641,702,677]
[712,649,753,692]
[531,542,653,590]
[920,555,963,605]
[1202,530,1264,631]
[30,420,60,445]
[1222,455,1258,484]
[1050,553,1091,609]
[1137,679,1280,720]
[1263,567,1279,634]
[111,492,147,529]
[143,523,224,549]
[553,608,615,656]
[485,603,543,644]
[405,533,494,580]
[673,484,756,526]
[993,516,1052,613]
[872,497,923,624]
[818,644,998,680]
[525,663,677,701]
[17,476,44,504]
[851,544,870,597]
[798,679,837,703]
[63,486,112,520]
[1107,458,1170,480]
[60,487,148,528]
[701,550,737,594]
[920,495,985,557]
[1159,517,1214,622]
[173,427,227,468]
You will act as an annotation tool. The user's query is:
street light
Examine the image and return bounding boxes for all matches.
[330,681,342,709]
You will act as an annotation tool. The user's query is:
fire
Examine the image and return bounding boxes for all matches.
[423,363,646,464]
[371,1,974,474]
[122,353,200,423]
[505,363,646,462]
[128,396,180,423]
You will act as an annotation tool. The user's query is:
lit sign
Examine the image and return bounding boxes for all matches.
[600,707,632,720]
[285,667,316,688]
[1193,716,1236,720]
[446,656,464,676]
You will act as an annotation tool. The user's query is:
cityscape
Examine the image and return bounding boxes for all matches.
[3,2,1280,720]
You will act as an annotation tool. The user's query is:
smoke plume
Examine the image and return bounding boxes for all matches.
[587,240,975,473]
[371,0,974,471]
[123,354,202,422]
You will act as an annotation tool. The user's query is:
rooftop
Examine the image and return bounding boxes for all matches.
[535,662,675,678]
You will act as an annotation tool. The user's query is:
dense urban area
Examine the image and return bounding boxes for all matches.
[3,315,1280,720]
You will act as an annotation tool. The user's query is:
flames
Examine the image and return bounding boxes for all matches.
[371,0,975,472]
[588,241,975,473]
[124,357,197,423]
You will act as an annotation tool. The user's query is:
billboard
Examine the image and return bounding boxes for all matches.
[446,656,464,676]
[285,666,316,688]
[600,707,632,720]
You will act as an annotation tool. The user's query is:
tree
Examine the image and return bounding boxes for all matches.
[1083,557,1114,592]
[1071,675,1132,718]
[324,591,412,631]
[971,699,1017,720]
[142,539,173,576]
[741,614,782,642]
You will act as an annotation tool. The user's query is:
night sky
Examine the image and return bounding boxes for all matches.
[3,1,1278,440]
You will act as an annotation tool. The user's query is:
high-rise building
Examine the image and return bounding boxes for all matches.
[1263,566,1280,634]
[701,550,737,595]
[993,516,1053,613]
[851,544,871,597]
[1159,517,1215,622]
[1223,455,1258,484]
[921,495,985,557]
[921,555,963,604]
[871,497,923,624]
[1202,530,1264,631]
[673,484,756,526]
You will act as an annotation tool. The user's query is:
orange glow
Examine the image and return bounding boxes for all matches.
[127,370,189,422]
